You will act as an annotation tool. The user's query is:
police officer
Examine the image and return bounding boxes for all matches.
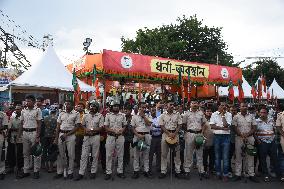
[18,95,42,179]
[232,103,259,182]
[54,100,81,179]
[159,101,183,179]
[75,101,104,180]
[104,102,127,180]
[7,105,24,177]
[0,109,8,180]
[183,101,207,179]
[131,103,152,179]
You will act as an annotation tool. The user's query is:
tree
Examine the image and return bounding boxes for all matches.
[121,15,235,66]
[242,58,284,88]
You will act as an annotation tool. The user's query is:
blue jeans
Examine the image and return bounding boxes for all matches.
[214,134,230,176]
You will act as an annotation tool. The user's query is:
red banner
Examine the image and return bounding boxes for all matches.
[102,50,242,84]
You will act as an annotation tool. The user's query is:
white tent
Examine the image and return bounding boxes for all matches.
[2,46,95,93]
[218,76,252,98]
[268,78,284,99]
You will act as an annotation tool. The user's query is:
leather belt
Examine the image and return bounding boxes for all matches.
[23,128,36,132]
[138,132,150,135]
[85,132,100,136]
[186,129,202,134]
[167,129,176,133]
[60,129,72,133]
[108,132,122,137]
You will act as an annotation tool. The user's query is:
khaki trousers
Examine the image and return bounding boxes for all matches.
[79,135,100,175]
[235,136,255,176]
[161,133,181,174]
[22,131,41,173]
[57,133,75,175]
[133,134,151,172]
[105,135,124,174]
[184,132,204,173]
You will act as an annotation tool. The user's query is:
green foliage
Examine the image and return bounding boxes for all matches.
[121,15,234,66]
[242,58,284,88]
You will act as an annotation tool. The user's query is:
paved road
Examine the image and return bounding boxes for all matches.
[1,168,283,189]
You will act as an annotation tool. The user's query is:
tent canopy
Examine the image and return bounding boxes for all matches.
[268,78,284,99]
[5,46,95,92]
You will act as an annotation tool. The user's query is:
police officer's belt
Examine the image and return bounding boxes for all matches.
[60,129,72,133]
[23,128,36,132]
[108,132,122,137]
[186,129,202,134]
[85,132,100,136]
[138,132,150,135]
[167,129,176,133]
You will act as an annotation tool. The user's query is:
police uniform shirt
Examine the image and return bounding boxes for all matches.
[182,110,207,131]
[9,116,22,143]
[57,110,81,131]
[82,112,104,130]
[131,114,152,133]
[276,112,284,132]
[158,111,182,130]
[20,108,42,129]
[232,113,256,135]
[104,112,127,131]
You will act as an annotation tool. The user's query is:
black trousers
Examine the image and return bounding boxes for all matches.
[203,145,215,172]
[124,141,131,167]
[100,139,106,172]
[258,141,280,177]
[6,142,24,169]
[149,136,161,172]
[229,142,235,172]
[75,135,84,167]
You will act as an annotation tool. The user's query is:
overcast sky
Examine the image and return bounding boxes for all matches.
[1,0,284,66]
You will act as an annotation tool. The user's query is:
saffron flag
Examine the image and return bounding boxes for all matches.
[257,78,262,99]
[261,75,267,93]
[237,80,244,102]
[251,85,257,99]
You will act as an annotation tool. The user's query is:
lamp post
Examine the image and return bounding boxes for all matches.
[83,38,92,55]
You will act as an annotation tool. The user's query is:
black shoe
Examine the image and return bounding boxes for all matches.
[74,174,84,181]
[68,174,73,180]
[117,173,126,179]
[33,172,40,179]
[264,176,270,182]
[18,172,30,179]
[0,174,5,180]
[90,173,96,179]
[148,171,153,176]
[54,174,63,179]
[144,172,153,178]
[232,176,242,182]
[104,174,111,180]
[175,173,183,179]
[132,171,139,179]
[184,172,190,180]
[159,173,167,179]
[249,176,260,183]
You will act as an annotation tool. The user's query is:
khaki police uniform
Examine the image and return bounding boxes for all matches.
[276,112,284,152]
[78,112,104,175]
[183,110,207,173]
[57,110,80,175]
[104,112,127,175]
[0,111,8,174]
[159,111,182,174]
[232,113,256,177]
[131,114,152,172]
[20,107,42,173]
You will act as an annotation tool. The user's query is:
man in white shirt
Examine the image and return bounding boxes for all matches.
[210,102,232,182]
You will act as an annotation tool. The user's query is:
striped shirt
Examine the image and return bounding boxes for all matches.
[256,117,275,143]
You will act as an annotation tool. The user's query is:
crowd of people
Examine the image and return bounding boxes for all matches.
[0,93,284,184]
